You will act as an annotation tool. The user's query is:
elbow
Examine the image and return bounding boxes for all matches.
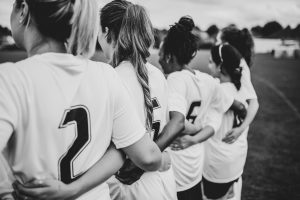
[139,145,162,171]
[178,119,185,133]
[256,99,260,111]
[176,112,185,133]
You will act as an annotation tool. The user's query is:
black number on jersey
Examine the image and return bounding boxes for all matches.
[186,101,201,124]
[152,98,161,141]
[58,105,91,184]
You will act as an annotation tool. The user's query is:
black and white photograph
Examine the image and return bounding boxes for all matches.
[0,0,299,200]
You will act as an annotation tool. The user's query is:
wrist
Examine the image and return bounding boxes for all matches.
[237,125,246,132]
[68,181,82,199]
[190,136,198,145]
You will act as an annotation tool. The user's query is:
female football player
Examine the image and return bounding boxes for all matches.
[0,0,163,199]
[158,16,246,200]
[202,44,246,200]
[13,0,185,200]
[217,27,259,200]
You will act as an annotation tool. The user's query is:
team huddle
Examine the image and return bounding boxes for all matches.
[0,0,259,200]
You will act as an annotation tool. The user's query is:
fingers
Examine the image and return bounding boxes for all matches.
[170,143,183,151]
[13,181,42,199]
[222,136,236,144]
[24,179,47,188]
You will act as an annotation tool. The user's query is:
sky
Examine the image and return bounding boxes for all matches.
[1,0,300,30]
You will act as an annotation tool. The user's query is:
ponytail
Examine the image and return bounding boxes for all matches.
[18,0,98,58]
[221,26,254,67]
[211,44,243,90]
[102,1,154,131]
[68,0,99,58]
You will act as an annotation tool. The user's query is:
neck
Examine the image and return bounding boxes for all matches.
[24,29,67,57]
[220,73,231,83]
[183,65,195,74]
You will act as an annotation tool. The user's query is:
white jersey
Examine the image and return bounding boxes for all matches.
[166,70,234,191]
[240,59,257,100]
[0,152,13,198]
[203,83,248,183]
[0,53,146,200]
[108,61,177,200]
[203,59,257,190]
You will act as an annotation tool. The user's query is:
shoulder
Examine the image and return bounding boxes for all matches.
[221,82,237,95]
[89,60,114,73]
[195,70,215,81]
[146,63,166,82]
[0,59,30,82]
[167,71,186,82]
[88,60,120,80]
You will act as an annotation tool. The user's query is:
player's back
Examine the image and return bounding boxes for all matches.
[112,62,175,200]
[204,82,248,183]
[115,61,169,137]
[0,53,135,200]
[166,70,222,191]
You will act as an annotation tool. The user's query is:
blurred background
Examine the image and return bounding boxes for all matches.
[0,0,300,199]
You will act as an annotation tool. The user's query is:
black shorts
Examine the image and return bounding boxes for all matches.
[202,177,239,199]
[177,180,203,200]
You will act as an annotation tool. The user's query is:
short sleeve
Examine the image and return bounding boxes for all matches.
[110,71,146,149]
[0,64,19,151]
[240,60,257,100]
[0,153,14,197]
[211,79,234,113]
[203,108,223,133]
[167,74,187,116]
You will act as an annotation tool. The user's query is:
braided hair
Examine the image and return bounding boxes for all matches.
[100,0,154,131]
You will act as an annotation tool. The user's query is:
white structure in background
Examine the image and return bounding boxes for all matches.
[0,35,15,49]
[254,38,300,59]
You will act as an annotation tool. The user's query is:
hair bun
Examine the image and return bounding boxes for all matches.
[178,16,195,32]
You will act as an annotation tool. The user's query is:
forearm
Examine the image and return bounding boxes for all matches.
[239,99,259,130]
[230,100,247,119]
[191,126,215,144]
[156,111,185,151]
[182,120,200,135]
[70,144,125,198]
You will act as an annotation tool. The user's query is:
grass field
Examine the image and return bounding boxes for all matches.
[0,50,300,200]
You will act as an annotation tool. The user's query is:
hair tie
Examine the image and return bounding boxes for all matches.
[235,67,242,73]
[218,44,223,63]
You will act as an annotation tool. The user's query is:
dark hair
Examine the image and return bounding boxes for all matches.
[211,44,243,90]
[162,16,198,66]
[221,27,254,67]
[16,0,98,57]
[100,0,154,131]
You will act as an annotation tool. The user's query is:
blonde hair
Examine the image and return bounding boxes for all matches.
[17,0,99,58]
[68,0,99,58]
[101,1,154,131]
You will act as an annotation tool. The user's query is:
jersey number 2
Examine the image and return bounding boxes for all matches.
[58,105,91,184]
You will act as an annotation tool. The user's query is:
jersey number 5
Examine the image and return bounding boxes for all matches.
[152,98,161,141]
[186,101,201,124]
[58,105,91,184]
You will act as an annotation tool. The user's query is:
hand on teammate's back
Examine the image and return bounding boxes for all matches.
[13,179,77,200]
[170,135,196,151]
[222,127,244,144]
[0,194,15,200]
[115,159,145,185]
